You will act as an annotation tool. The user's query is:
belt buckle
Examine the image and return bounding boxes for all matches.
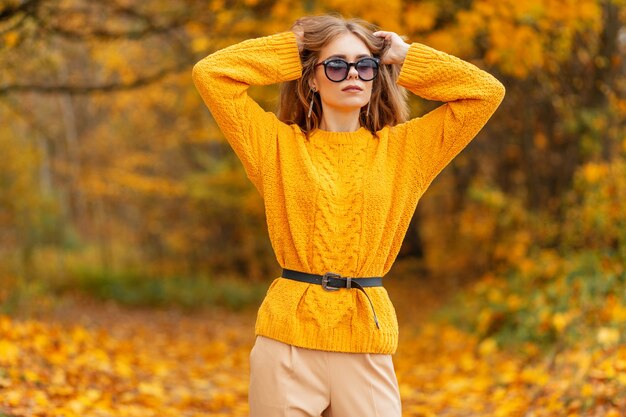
[322,272,342,292]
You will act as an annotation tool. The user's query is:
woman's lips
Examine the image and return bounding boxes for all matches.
[342,85,363,92]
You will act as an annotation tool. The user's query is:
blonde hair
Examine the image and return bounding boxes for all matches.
[277,14,409,137]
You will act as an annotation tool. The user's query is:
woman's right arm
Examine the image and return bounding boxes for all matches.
[192,32,302,188]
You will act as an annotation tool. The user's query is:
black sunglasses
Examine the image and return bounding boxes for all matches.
[314,57,380,82]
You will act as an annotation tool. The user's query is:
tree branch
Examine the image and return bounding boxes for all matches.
[0,11,28,34]
[0,95,59,148]
[0,0,40,22]
[0,63,191,96]
[43,23,188,41]
[46,0,195,41]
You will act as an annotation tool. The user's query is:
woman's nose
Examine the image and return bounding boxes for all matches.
[347,65,359,79]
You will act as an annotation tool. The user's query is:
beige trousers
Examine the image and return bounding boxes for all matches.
[249,336,402,417]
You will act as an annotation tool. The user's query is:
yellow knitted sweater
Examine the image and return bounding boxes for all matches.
[192,31,505,354]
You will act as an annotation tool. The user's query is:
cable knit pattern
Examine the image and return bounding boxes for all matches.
[192,31,505,354]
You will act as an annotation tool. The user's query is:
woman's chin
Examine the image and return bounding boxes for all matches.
[326,101,369,113]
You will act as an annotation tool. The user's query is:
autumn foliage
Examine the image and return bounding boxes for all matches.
[1,0,626,415]
[1,0,624,279]
[2,277,626,416]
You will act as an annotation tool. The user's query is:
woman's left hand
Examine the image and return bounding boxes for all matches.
[373,31,410,65]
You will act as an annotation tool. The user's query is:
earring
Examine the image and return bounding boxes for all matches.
[307,88,316,119]
[366,101,370,117]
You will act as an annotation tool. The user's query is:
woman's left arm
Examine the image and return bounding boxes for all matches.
[378,31,506,189]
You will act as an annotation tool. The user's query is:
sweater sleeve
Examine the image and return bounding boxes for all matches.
[191,32,302,188]
[388,42,506,189]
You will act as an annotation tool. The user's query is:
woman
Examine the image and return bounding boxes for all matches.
[192,14,505,417]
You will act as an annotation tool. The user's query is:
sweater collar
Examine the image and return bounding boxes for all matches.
[308,126,373,145]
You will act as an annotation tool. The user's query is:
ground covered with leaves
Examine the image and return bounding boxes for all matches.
[1,274,625,417]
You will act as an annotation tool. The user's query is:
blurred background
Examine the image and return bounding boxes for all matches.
[0,0,626,417]
[1,1,626,415]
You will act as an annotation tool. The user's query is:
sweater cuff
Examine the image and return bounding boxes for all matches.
[397,42,446,87]
[269,31,303,82]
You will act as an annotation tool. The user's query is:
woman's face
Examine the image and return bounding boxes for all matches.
[310,32,374,116]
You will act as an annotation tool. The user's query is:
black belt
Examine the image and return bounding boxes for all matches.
[281,268,382,329]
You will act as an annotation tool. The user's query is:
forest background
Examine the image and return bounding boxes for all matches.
[1,0,626,415]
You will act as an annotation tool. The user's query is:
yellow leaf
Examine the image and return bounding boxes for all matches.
[521,366,549,386]
[506,294,523,310]
[552,312,570,333]
[582,162,608,184]
[34,391,50,407]
[0,340,20,363]
[4,31,19,48]
[192,37,211,54]
[597,327,620,348]
[581,383,594,397]
[405,2,439,33]
[139,381,165,397]
[23,369,39,382]
[478,338,498,356]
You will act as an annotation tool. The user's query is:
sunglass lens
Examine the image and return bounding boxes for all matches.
[325,60,349,82]
[356,59,378,81]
